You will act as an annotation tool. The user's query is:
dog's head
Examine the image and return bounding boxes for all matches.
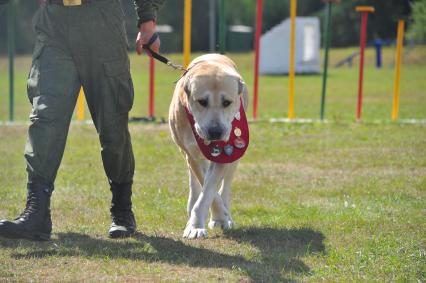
[183,63,244,142]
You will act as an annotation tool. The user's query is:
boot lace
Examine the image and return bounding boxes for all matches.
[16,192,39,221]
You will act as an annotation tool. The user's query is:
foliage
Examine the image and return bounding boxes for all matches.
[407,0,426,42]
[319,0,412,47]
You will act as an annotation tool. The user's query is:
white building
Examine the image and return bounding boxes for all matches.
[259,17,321,74]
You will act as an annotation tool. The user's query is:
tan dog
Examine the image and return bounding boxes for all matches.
[169,54,249,239]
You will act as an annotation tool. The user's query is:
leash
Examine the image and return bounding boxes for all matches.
[142,32,187,72]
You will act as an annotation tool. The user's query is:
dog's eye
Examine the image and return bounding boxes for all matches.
[198,99,208,107]
[222,100,232,108]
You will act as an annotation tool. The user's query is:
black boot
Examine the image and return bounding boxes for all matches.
[109,181,136,238]
[0,182,53,241]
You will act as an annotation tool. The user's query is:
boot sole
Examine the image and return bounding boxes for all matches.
[108,229,135,239]
[0,230,51,241]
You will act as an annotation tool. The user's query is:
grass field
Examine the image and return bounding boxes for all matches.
[0,47,425,282]
[1,46,426,122]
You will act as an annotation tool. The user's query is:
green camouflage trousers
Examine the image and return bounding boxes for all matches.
[26,0,135,185]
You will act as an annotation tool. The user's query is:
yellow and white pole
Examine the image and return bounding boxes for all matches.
[392,20,405,121]
[77,87,85,121]
[183,0,192,68]
[288,0,297,119]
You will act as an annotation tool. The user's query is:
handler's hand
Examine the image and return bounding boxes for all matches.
[136,20,160,56]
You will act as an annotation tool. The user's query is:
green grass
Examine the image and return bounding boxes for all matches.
[1,46,426,122]
[0,48,425,282]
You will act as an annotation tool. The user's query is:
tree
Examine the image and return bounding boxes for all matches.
[407,0,426,42]
[322,0,411,47]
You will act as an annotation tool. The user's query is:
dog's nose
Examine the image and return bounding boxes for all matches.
[208,126,223,140]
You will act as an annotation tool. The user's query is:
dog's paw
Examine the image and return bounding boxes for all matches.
[208,219,234,230]
[183,226,208,239]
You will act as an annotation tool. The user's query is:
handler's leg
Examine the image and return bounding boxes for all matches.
[0,28,81,240]
[84,63,136,239]
[69,0,135,238]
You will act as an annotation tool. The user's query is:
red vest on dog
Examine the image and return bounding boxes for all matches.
[184,98,249,163]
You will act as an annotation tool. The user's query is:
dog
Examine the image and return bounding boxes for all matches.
[169,54,249,239]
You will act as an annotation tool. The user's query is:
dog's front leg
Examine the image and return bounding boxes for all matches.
[208,162,237,230]
[183,162,226,239]
[187,168,202,216]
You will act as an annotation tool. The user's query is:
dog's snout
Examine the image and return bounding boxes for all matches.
[207,126,223,141]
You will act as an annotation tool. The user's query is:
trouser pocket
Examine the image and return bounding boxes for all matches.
[27,39,45,103]
[103,58,134,113]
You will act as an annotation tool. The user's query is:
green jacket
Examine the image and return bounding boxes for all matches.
[134,0,166,27]
[0,0,165,27]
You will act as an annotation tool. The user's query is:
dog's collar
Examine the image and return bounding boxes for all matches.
[174,60,207,84]
[184,97,249,163]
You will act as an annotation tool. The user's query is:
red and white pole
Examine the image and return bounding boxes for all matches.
[355,6,374,121]
[253,0,263,120]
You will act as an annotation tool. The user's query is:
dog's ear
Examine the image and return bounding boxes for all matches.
[183,75,191,96]
[238,79,245,95]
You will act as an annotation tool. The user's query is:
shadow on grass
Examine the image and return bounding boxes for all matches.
[1,227,325,282]
[224,227,325,281]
